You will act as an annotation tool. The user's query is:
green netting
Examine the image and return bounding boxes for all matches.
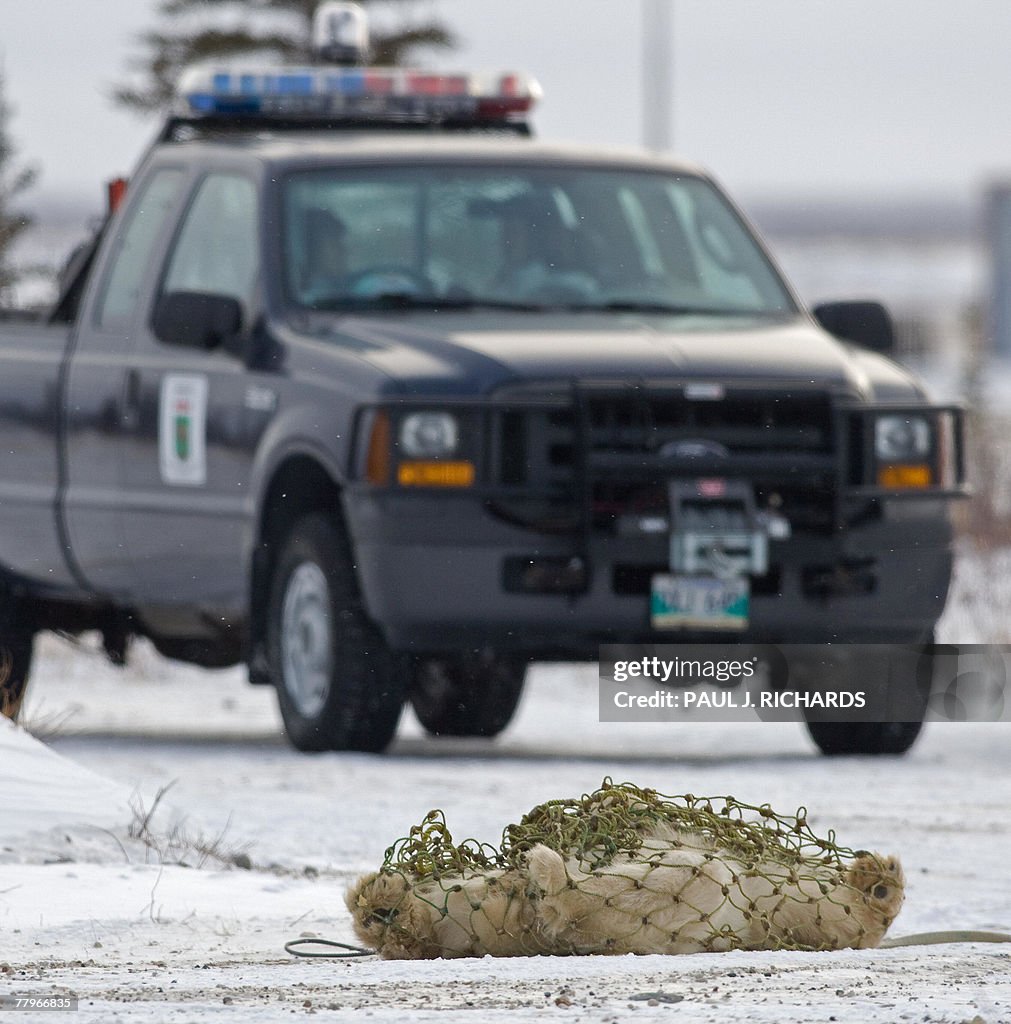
[346,779,905,960]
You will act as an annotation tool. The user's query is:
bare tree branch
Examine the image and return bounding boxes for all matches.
[0,71,37,301]
[371,25,456,66]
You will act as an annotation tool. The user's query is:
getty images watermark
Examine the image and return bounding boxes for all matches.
[598,644,1011,723]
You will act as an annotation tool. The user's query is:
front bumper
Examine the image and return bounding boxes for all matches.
[343,489,955,657]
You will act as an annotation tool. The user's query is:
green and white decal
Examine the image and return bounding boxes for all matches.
[159,374,208,486]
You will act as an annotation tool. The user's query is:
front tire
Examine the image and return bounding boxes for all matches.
[805,719,924,756]
[804,639,931,756]
[267,513,404,752]
[409,652,527,738]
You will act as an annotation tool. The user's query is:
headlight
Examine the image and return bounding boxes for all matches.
[874,415,931,461]
[400,412,459,457]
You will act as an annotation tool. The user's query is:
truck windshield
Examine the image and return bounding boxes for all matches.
[281,165,796,315]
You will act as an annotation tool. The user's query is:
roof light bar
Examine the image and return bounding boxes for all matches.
[176,66,541,123]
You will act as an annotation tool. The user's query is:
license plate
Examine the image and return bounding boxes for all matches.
[650,574,749,630]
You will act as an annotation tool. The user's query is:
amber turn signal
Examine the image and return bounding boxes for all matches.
[397,460,475,487]
[365,410,392,485]
[877,463,933,488]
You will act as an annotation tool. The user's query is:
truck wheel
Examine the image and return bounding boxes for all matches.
[0,618,34,723]
[409,653,527,738]
[804,637,931,756]
[805,719,923,756]
[267,513,404,752]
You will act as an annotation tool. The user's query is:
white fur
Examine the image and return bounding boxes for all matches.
[525,823,904,955]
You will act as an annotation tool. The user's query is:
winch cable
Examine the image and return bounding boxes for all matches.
[284,938,375,958]
[879,930,1011,948]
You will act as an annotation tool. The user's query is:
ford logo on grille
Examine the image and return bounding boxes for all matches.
[658,439,730,459]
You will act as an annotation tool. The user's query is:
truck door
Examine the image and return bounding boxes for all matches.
[62,166,189,597]
[118,170,262,610]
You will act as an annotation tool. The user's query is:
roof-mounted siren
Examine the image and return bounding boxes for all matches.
[312,1,369,66]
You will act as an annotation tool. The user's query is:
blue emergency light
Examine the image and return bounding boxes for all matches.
[176,65,541,123]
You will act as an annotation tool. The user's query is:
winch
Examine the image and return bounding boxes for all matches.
[646,479,790,631]
[667,479,786,578]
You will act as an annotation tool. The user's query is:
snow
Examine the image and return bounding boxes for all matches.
[1,563,1009,1022]
[0,719,131,843]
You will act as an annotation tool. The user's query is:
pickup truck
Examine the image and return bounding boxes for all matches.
[0,64,966,755]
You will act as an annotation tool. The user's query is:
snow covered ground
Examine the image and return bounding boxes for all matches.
[1,557,1009,1023]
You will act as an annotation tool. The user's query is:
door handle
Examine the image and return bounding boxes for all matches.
[122,369,141,430]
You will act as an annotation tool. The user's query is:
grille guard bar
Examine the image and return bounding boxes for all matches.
[350,386,970,508]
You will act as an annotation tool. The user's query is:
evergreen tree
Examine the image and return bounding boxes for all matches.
[0,70,37,302]
[114,0,456,113]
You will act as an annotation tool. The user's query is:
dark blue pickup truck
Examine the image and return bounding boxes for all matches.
[0,64,966,754]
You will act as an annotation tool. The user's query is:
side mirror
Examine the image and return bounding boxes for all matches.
[812,300,895,356]
[151,291,243,351]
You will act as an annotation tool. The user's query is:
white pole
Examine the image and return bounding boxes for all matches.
[642,0,673,152]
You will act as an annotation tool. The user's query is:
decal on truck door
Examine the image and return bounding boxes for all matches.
[159,374,208,485]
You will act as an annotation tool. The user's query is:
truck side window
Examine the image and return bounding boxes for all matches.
[94,168,185,330]
[162,173,259,309]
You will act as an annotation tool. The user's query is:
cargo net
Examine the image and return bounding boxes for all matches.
[346,779,905,960]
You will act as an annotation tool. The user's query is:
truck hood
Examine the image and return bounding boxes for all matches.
[315,311,876,397]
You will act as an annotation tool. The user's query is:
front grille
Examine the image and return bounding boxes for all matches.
[488,383,839,534]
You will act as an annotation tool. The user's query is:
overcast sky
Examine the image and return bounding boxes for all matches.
[4,0,1011,215]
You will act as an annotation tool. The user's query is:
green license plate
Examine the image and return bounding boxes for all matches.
[650,574,749,630]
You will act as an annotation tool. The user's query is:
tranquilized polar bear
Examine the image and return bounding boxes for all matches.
[346,814,904,959]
